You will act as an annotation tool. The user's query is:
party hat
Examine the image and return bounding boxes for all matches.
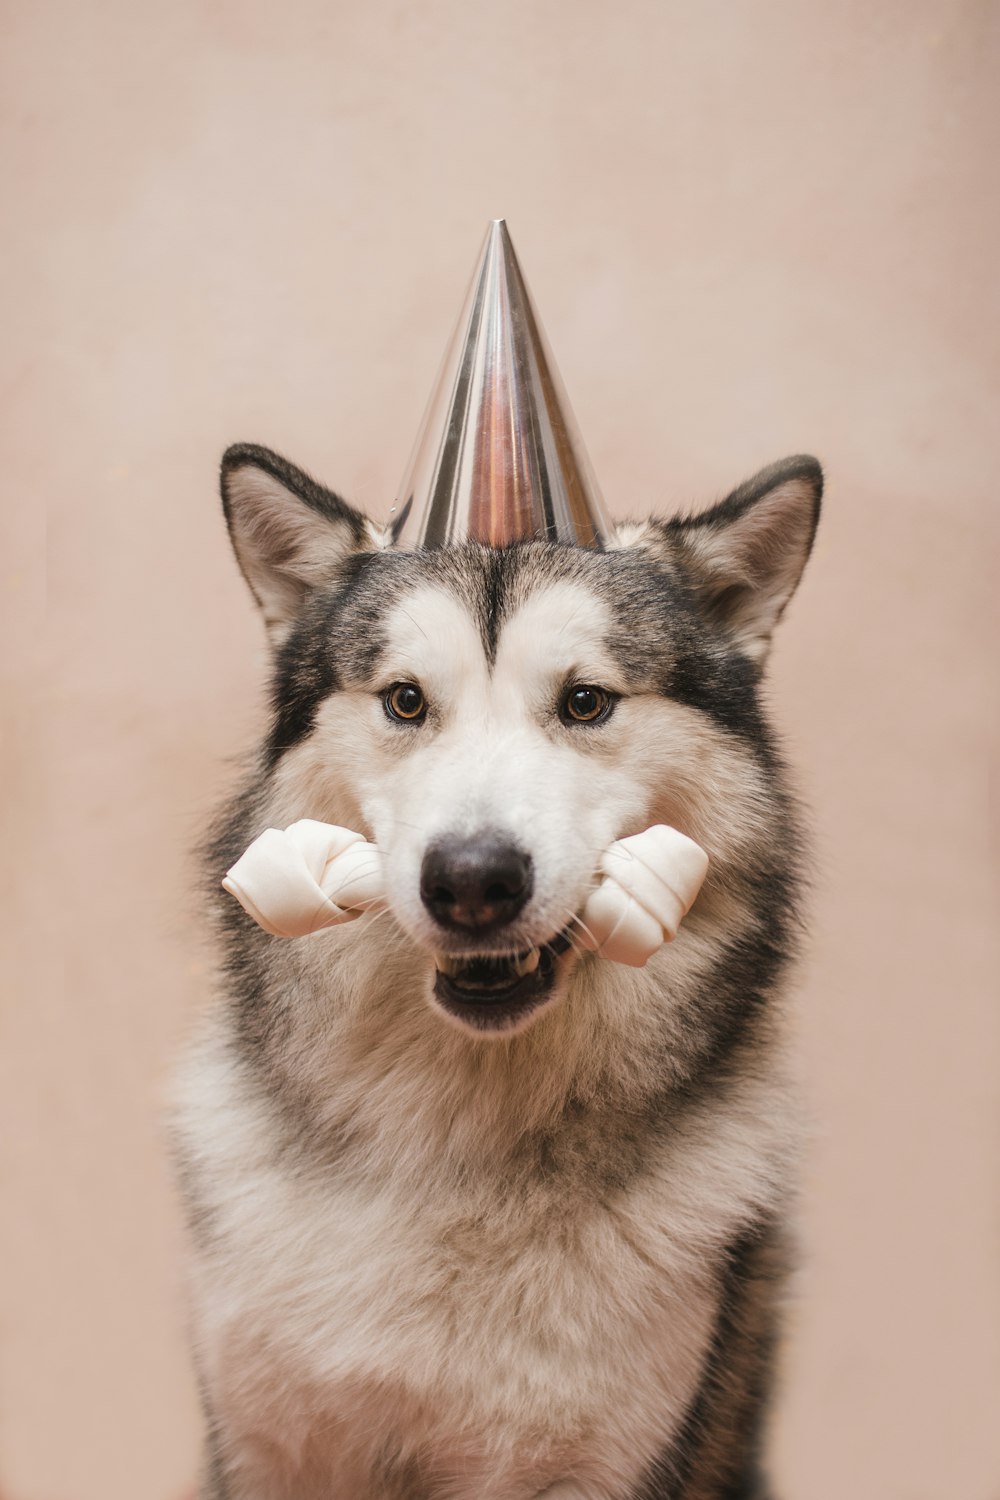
[391,220,610,548]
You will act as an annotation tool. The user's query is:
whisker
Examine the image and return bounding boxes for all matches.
[350,905,395,936]
[560,930,587,959]
[323,861,384,904]
[385,814,433,837]
[565,908,600,951]
[395,608,427,640]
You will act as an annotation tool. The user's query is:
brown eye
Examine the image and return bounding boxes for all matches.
[384,682,427,723]
[561,685,615,724]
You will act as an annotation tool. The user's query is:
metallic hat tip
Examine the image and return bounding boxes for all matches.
[393,221,610,550]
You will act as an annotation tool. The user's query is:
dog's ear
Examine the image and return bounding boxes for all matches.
[622,455,822,666]
[220,444,376,644]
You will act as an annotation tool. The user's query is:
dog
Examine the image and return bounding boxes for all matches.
[171,442,822,1499]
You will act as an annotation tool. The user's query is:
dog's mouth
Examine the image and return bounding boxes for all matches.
[432,933,572,1032]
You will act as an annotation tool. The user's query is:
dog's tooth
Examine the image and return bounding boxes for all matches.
[436,953,461,976]
[514,948,540,977]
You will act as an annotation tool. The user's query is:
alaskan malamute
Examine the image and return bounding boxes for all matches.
[172,443,822,1498]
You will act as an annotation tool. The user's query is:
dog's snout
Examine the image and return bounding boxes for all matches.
[420,834,534,933]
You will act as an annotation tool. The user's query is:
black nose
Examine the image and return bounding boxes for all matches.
[420,834,534,932]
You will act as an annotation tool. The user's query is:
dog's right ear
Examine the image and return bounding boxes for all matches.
[220,444,376,645]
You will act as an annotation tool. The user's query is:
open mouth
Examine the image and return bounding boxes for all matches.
[433,934,571,1032]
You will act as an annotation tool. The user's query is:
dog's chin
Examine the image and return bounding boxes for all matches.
[430,935,571,1036]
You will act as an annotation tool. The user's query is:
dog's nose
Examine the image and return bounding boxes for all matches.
[420,834,534,932]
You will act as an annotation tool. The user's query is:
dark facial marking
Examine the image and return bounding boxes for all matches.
[260,535,781,773]
[265,604,339,768]
[263,551,415,768]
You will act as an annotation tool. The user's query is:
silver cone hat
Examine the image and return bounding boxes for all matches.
[391,220,610,549]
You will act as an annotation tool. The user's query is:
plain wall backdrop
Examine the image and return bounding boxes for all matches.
[2,1,998,1497]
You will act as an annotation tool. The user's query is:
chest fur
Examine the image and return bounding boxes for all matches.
[177,1030,791,1499]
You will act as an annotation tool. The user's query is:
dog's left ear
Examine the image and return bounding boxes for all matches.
[630,455,822,665]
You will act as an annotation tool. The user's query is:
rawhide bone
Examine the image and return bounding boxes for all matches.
[223,820,708,968]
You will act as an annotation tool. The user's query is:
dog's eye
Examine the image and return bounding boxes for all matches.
[560,685,615,725]
[384,682,427,723]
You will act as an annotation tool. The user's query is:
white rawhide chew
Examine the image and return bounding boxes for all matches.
[222,820,708,965]
[221,819,387,939]
[575,824,709,966]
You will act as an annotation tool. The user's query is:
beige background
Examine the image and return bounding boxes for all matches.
[2,1,998,1497]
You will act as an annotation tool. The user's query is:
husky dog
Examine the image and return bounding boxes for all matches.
[172,442,822,1500]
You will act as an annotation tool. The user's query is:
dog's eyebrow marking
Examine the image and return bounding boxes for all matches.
[493,578,621,692]
[396,606,428,642]
[555,597,594,643]
[379,582,490,694]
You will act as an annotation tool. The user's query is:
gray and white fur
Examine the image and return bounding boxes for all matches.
[171,444,822,1499]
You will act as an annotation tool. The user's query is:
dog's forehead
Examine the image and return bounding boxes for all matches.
[379,564,617,682]
[495,579,613,670]
[379,582,487,683]
[332,542,683,691]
